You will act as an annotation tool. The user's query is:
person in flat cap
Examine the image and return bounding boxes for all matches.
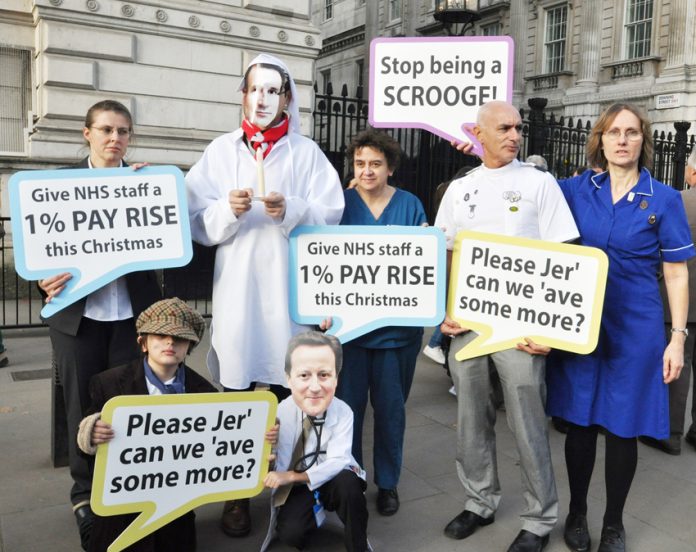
[185,53,344,536]
[76,298,215,552]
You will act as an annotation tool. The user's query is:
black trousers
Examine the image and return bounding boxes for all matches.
[51,317,140,505]
[88,511,196,552]
[276,470,368,552]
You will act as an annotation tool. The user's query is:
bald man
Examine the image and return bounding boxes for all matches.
[436,101,579,552]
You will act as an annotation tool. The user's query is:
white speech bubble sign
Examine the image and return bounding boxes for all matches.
[449,231,609,361]
[8,166,192,318]
[92,392,277,552]
[289,225,446,343]
[369,36,514,156]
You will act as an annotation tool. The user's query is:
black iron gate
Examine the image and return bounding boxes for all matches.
[2,94,694,329]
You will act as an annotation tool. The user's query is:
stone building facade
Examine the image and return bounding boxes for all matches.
[0,0,324,202]
[312,0,696,129]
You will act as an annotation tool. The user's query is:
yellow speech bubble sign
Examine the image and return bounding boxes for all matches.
[449,231,608,361]
[91,391,277,552]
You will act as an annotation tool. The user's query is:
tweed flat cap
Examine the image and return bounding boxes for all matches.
[136,298,205,344]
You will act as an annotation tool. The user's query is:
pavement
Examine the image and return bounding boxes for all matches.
[0,326,695,552]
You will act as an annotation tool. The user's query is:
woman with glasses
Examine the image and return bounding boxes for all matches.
[546,103,694,552]
[37,100,161,551]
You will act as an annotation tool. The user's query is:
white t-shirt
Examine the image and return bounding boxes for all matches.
[435,159,579,248]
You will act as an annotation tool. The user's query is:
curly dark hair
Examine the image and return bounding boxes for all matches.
[346,129,401,172]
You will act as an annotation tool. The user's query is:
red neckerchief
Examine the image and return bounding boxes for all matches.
[241,115,289,159]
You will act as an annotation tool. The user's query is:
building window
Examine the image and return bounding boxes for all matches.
[356,59,364,87]
[388,0,402,22]
[482,22,502,36]
[320,68,331,94]
[544,5,567,73]
[624,0,653,59]
[324,0,333,21]
[0,47,32,156]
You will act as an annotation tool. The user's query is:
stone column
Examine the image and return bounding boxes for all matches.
[508,0,528,100]
[665,0,696,68]
[575,0,602,87]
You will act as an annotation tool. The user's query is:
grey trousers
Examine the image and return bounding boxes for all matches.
[665,323,696,437]
[450,332,558,536]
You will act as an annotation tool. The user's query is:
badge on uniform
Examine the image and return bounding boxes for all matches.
[313,490,326,527]
[639,199,648,210]
[503,191,521,213]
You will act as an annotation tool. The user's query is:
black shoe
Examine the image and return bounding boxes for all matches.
[507,530,549,552]
[563,513,591,552]
[376,488,399,516]
[443,509,494,540]
[597,525,625,552]
[74,504,94,551]
[639,435,681,455]
[220,498,251,537]
[685,431,696,451]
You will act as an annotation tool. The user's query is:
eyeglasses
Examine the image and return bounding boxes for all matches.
[603,128,642,142]
[91,126,131,137]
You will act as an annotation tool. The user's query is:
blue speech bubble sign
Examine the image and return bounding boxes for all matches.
[9,166,192,318]
[289,225,446,343]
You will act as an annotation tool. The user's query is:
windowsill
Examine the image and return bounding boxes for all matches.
[603,56,661,80]
[603,55,661,67]
[525,71,573,91]
[525,70,574,79]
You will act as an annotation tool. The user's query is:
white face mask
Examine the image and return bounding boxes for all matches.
[243,67,286,129]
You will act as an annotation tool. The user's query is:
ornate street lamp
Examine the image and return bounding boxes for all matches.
[433,0,481,36]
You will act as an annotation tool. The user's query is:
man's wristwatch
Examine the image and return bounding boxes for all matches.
[671,327,689,337]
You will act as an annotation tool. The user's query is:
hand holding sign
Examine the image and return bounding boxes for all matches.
[92,392,276,552]
[9,166,192,318]
[369,37,514,156]
[449,231,608,360]
[290,226,446,343]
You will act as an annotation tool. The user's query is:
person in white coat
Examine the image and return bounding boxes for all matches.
[261,331,369,552]
[185,53,344,536]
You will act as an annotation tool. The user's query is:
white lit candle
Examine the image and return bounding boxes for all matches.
[255,148,265,197]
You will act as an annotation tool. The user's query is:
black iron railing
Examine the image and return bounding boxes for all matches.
[2,93,694,329]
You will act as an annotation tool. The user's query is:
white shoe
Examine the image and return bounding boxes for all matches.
[423,345,445,364]
[448,385,457,396]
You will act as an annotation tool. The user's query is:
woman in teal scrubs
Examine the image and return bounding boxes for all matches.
[336,129,426,517]
[547,103,695,552]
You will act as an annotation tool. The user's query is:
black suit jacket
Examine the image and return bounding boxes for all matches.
[87,358,216,413]
[85,359,215,552]
[41,157,162,335]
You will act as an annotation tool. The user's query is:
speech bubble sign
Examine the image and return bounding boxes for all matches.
[289,225,446,343]
[8,166,192,319]
[92,391,277,552]
[450,231,608,361]
[369,36,514,156]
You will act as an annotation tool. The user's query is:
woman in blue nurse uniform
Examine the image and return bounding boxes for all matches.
[547,103,695,552]
[335,129,426,517]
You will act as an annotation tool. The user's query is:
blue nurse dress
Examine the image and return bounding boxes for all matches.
[546,169,695,438]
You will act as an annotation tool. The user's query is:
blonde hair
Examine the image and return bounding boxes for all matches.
[586,103,653,172]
